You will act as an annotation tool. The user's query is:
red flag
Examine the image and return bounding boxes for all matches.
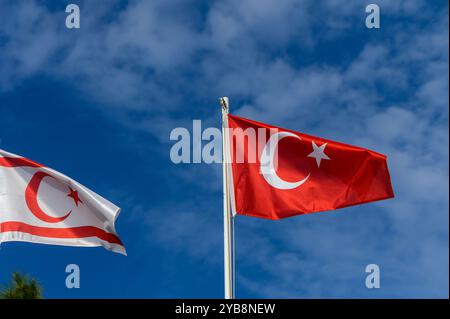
[226,114,394,220]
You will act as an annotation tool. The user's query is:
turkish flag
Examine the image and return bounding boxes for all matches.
[225,114,394,220]
[0,149,126,255]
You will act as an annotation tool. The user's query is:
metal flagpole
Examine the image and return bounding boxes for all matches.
[220,96,235,299]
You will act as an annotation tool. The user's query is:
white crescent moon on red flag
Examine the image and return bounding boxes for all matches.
[25,171,72,223]
[260,132,310,190]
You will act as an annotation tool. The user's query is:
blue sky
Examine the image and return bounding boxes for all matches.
[0,0,448,298]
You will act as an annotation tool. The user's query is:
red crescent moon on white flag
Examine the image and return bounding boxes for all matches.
[25,171,72,223]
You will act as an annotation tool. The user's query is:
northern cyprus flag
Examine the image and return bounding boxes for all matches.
[0,149,126,255]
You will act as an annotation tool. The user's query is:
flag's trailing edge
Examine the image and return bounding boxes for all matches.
[0,149,126,255]
[225,114,394,220]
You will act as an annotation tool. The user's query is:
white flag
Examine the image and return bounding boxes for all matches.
[0,149,126,255]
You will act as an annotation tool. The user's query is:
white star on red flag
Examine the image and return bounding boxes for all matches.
[308,141,330,167]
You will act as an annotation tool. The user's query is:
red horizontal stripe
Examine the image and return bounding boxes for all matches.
[0,157,43,168]
[0,221,123,245]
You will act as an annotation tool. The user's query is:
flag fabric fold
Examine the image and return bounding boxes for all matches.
[0,149,126,255]
[226,114,394,220]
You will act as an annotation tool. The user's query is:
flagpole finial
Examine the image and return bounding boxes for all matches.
[220,97,229,114]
